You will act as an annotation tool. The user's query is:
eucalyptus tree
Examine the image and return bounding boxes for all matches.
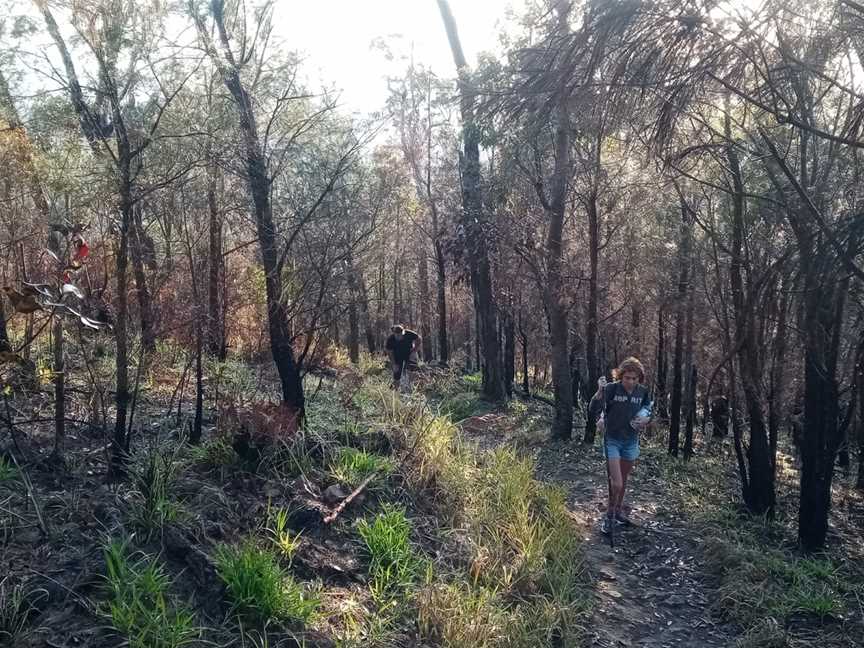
[436,0,506,400]
[573,0,864,548]
[189,0,368,421]
[24,0,194,471]
[388,63,456,365]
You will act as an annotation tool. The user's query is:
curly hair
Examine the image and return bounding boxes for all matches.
[612,357,646,382]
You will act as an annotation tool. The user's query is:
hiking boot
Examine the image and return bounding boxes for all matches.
[615,511,633,526]
[600,516,613,535]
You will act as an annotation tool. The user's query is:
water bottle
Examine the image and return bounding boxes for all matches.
[631,401,653,431]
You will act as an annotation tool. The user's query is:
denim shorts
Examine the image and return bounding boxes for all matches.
[603,435,639,461]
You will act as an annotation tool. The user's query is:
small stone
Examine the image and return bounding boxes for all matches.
[322,484,348,504]
[598,566,618,581]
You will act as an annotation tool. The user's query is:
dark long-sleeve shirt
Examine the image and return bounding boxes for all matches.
[589,382,651,441]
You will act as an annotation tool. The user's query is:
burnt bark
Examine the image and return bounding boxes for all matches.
[346,257,362,364]
[668,202,690,457]
[358,274,375,353]
[655,306,669,419]
[0,297,9,353]
[768,287,790,481]
[433,227,449,365]
[206,161,225,358]
[683,364,697,460]
[437,0,505,401]
[111,167,132,477]
[504,309,515,398]
[857,334,864,490]
[582,192,601,444]
[193,1,304,416]
[682,269,697,460]
[727,122,774,516]
[418,253,433,362]
[52,316,65,459]
[130,205,156,353]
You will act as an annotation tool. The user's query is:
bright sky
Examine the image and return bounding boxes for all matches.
[275,1,522,116]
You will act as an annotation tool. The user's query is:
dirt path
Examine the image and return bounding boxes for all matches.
[534,439,740,648]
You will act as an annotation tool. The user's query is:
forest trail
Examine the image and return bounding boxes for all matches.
[534,439,739,647]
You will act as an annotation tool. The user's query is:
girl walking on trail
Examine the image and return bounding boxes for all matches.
[589,357,652,535]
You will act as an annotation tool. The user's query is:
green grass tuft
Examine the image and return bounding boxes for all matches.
[0,456,17,483]
[439,391,482,421]
[266,507,302,563]
[357,505,419,599]
[128,445,183,541]
[329,447,393,489]
[215,541,317,626]
[102,541,198,648]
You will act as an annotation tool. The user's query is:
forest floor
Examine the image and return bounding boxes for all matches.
[1,351,863,647]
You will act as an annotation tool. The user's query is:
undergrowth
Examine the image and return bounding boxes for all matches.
[646,445,863,647]
[0,456,17,483]
[356,378,590,646]
[127,444,184,541]
[329,447,393,489]
[0,576,44,645]
[102,541,198,648]
[357,505,420,600]
[215,540,318,626]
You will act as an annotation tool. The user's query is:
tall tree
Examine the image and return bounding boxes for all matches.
[436,0,506,400]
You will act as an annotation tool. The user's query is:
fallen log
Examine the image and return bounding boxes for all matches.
[323,472,377,524]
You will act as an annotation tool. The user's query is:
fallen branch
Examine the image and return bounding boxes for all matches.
[8,450,50,538]
[323,472,377,524]
[530,393,556,408]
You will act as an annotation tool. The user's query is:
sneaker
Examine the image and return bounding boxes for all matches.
[600,516,613,535]
[615,511,633,526]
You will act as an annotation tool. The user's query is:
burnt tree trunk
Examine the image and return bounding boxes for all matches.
[857,333,864,490]
[504,309,515,398]
[52,316,65,459]
[768,286,790,481]
[538,2,574,438]
[206,161,225,358]
[668,201,690,457]
[437,0,505,401]
[684,364,697,460]
[655,306,669,420]
[0,296,9,353]
[520,326,529,395]
[111,161,132,477]
[193,2,304,417]
[727,121,774,516]
[130,205,156,353]
[418,253,434,362]
[433,221,449,365]
[582,191,601,444]
[358,274,375,353]
[682,269,697,459]
[346,258,362,364]
[192,311,203,444]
